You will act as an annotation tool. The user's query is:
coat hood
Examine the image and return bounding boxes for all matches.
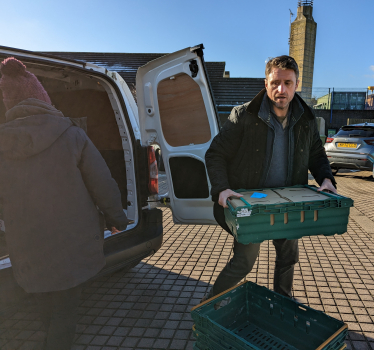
[0,98,72,159]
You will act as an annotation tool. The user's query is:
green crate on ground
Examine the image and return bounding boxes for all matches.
[224,185,353,244]
[191,281,348,350]
[194,330,230,350]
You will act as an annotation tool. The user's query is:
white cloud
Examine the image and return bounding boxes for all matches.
[370,65,374,72]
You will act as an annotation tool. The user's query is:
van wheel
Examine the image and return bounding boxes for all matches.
[331,168,339,175]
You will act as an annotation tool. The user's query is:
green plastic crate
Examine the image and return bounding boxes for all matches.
[224,185,353,244]
[194,330,237,350]
[191,281,347,350]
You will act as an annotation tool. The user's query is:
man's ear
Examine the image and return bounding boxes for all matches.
[264,78,268,90]
[295,79,299,90]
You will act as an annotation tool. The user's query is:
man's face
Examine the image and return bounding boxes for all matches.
[265,68,299,111]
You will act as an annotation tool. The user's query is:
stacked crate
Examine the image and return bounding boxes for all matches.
[191,281,348,350]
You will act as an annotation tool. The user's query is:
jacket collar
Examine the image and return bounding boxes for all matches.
[246,88,313,125]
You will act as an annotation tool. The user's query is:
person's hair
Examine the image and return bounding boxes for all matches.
[265,55,299,80]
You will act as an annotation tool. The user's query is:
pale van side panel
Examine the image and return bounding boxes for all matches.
[96,72,140,225]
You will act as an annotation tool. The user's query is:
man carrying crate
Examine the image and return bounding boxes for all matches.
[204,55,337,300]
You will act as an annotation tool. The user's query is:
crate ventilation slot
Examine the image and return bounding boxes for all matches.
[234,322,295,350]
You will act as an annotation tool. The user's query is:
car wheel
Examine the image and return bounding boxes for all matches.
[331,168,339,175]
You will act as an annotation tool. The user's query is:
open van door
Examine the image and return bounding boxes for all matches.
[137,45,219,224]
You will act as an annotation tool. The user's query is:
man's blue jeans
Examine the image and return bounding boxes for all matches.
[209,202,299,298]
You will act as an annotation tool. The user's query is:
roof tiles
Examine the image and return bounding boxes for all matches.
[40,51,264,108]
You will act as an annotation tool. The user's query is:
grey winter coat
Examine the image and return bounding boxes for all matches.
[0,98,128,293]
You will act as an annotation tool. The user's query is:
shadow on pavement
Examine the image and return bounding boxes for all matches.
[335,169,374,182]
[1,262,374,349]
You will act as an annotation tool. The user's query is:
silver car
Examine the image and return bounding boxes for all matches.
[324,123,374,175]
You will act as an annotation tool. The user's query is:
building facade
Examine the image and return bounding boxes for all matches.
[366,93,374,110]
[314,91,367,110]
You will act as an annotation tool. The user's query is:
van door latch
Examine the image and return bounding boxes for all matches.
[189,60,199,78]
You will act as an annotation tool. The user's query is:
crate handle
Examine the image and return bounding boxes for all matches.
[226,196,250,211]
[240,197,251,206]
[190,281,247,312]
[315,324,348,350]
[226,198,235,212]
[213,296,231,310]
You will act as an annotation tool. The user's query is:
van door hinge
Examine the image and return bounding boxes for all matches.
[189,60,199,78]
[190,44,205,57]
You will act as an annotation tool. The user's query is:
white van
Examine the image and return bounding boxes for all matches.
[0,44,220,308]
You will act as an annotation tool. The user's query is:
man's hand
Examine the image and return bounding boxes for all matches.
[111,227,120,235]
[218,189,243,208]
[317,178,337,194]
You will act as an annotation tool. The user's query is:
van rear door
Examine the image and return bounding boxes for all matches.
[137,45,219,224]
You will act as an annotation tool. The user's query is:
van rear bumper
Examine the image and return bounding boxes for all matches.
[0,208,163,315]
[100,208,163,275]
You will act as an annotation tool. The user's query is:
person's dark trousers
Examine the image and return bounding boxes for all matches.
[210,202,299,299]
[33,284,82,350]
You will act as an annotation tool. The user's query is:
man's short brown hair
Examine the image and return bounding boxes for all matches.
[265,55,299,80]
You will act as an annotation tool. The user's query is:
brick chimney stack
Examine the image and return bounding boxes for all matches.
[289,0,317,105]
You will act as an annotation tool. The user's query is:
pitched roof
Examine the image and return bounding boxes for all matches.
[205,62,264,107]
[40,52,264,107]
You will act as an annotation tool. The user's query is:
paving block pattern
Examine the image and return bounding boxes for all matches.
[0,171,373,349]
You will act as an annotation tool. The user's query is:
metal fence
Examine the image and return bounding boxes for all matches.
[311,88,369,110]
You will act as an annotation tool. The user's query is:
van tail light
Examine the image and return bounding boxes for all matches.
[326,137,334,143]
[147,146,158,194]
[364,139,374,146]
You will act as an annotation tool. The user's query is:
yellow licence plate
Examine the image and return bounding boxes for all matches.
[337,143,357,148]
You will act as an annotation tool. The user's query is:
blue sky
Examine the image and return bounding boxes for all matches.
[1,0,373,90]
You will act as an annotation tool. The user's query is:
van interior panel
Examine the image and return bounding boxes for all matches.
[157,73,211,147]
[49,90,123,151]
[49,88,127,209]
[0,63,128,211]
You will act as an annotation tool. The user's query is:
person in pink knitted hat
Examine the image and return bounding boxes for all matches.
[0,57,129,350]
[0,57,51,111]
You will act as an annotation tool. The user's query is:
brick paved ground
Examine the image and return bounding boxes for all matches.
[0,170,374,350]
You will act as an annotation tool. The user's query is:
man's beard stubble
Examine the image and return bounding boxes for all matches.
[269,97,290,110]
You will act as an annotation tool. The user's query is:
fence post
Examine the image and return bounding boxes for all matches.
[330,88,334,123]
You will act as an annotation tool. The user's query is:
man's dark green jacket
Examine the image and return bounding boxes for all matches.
[205,89,335,202]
